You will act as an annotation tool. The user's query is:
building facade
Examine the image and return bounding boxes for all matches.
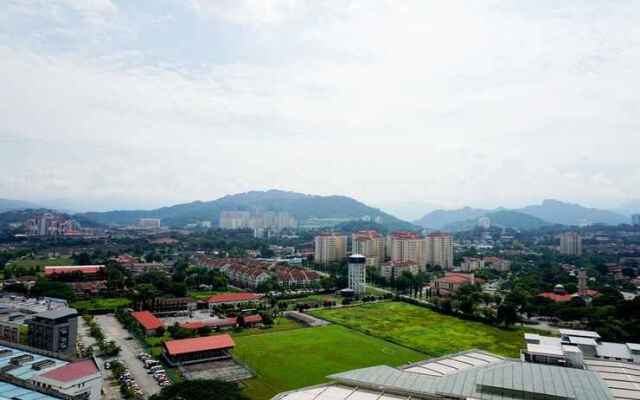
[314,234,347,265]
[426,232,454,270]
[352,230,385,267]
[0,321,21,343]
[388,232,427,267]
[348,255,367,295]
[559,232,583,256]
[380,260,420,280]
[26,308,78,354]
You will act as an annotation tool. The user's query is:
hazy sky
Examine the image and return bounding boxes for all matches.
[1,1,639,215]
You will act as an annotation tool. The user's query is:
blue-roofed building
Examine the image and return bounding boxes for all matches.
[0,344,101,400]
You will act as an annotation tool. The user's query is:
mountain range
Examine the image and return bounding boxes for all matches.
[78,190,417,230]
[414,199,630,230]
[0,199,44,213]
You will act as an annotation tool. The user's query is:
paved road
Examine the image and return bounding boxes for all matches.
[95,314,161,398]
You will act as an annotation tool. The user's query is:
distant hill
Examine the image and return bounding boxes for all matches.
[79,190,417,230]
[414,199,627,230]
[516,199,627,226]
[0,209,102,231]
[413,207,488,230]
[443,210,550,232]
[0,199,44,212]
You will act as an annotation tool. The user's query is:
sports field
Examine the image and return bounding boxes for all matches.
[311,302,524,357]
[233,324,425,400]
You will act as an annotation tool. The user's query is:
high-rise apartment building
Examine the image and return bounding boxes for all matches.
[314,234,347,265]
[426,232,454,270]
[632,214,640,226]
[559,232,582,256]
[348,254,367,295]
[352,230,385,267]
[219,211,251,229]
[388,231,427,267]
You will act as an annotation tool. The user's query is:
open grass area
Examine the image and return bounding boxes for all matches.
[71,298,131,311]
[5,256,73,275]
[231,317,303,337]
[311,302,525,358]
[234,324,425,400]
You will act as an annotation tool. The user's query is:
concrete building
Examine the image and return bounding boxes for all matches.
[426,232,454,270]
[352,230,385,267]
[388,232,427,267]
[380,260,420,280]
[460,257,484,272]
[0,321,21,344]
[560,232,583,256]
[348,255,367,295]
[433,273,475,296]
[0,343,102,400]
[219,211,251,229]
[272,349,613,400]
[314,234,347,265]
[633,214,640,226]
[26,308,78,354]
[163,334,235,366]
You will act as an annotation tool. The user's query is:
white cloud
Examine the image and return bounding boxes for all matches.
[1,0,639,212]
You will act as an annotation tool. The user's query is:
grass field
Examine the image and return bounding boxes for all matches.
[234,324,425,400]
[71,298,131,311]
[311,302,525,357]
[6,256,73,273]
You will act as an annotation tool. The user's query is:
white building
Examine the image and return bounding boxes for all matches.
[136,218,161,229]
[426,232,454,270]
[352,230,385,267]
[314,234,347,265]
[32,358,103,400]
[348,254,367,295]
[559,232,582,256]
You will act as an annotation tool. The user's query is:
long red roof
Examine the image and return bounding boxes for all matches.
[40,359,98,382]
[207,292,264,304]
[164,334,235,356]
[131,311,164,330]
[44,265,104,276]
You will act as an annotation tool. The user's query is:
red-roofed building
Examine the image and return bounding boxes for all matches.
[537,290,600,303]
[131,311,164,335]
[32,359,102,400]
[44,265,105,280]
[433,273,476,297]
[207,292,264,305]
[163,334,235,366]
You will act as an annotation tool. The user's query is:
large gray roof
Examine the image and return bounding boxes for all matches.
[33,308,78,320]
[328,361,613,400]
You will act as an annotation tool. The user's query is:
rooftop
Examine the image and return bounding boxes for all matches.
[164,334,235,356]
[43,265,104,276]
[32,308,78,320]
[131,311,164,331]
[559,329,602,339]
[39,359,99,383]
[207,292,264,304]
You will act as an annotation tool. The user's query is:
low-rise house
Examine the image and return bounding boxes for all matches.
[32,358,102,400]
[44,265,105,281]
[207,293,264,309]
[163,334,235,366]
[380,260,420,280]
[432,273,476,296]
[460,257,484,272]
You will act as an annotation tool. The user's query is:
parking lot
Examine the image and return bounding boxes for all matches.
[95,314,161,398]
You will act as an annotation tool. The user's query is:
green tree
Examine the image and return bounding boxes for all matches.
[149,379,248,400]
[497,303,518,327]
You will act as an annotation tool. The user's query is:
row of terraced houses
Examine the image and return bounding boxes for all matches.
[194,256,322,289]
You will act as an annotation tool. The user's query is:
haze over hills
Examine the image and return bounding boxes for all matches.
[0,199,44,213]
[414,199,629,229]
[78,190,418,231]
[441,210,550,232]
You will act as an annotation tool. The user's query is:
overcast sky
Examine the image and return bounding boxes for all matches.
[1,1,639,216]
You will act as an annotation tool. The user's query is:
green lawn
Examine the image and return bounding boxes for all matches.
[311,302,525,358]
[5,256,73,274]
[231,317,303,337]
[234,324,425,400]
[71,298,132,311]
